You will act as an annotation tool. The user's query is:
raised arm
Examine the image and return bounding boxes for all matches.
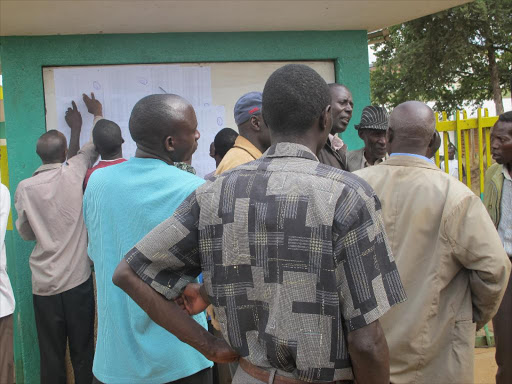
[83,92,103,119]
[65,101,82,160]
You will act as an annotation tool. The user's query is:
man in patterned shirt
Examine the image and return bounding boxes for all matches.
[113,64,406,384]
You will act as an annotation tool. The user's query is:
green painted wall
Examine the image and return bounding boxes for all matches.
[0,30,369,382]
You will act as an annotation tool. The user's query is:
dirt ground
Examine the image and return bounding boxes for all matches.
[475,346,497,384]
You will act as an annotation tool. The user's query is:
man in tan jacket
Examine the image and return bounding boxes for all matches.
[355,101,511,384]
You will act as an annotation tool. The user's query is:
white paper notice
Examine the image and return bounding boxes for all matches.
[192,106,225,177]
[52,64,223,172]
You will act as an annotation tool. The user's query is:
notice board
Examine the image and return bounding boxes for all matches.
[43,61,335,177]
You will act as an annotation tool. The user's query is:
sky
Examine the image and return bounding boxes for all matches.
[368,45,377,65]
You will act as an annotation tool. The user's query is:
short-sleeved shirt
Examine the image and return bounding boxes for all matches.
[125,143,406,382]
[83,157,212,384]
[83,158,126,190]
[15,143,98,295]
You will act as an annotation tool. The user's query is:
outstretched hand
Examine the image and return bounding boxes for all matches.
[175,283,210,315]
[83,92,103,117]
[65,101,82,130]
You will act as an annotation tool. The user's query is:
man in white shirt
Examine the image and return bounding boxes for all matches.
[0,181,15,384]
[441,143,460,178]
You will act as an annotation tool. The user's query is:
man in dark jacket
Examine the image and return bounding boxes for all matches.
[317,84,353,170]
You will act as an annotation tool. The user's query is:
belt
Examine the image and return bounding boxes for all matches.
[239,358,352,384]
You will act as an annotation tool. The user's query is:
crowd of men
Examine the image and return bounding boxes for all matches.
[0,63,511,384]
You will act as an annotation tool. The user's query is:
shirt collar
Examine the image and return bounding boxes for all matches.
[502,165,512,181]
[328,134,345,151]
[264,143,318,162]
[100,158,125,163]
[390,153,435,164]
[233,136,263,160]
[33,163,62,176]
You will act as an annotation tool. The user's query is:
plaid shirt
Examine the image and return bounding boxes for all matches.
[126,143,406,382]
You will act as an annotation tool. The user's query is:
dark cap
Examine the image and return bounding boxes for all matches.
[234,91,262,125]
[355,106,389,131]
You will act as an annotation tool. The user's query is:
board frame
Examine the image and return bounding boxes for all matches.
[0,30,369,382]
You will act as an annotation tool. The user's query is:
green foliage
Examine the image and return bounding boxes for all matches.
[371,0,512,113]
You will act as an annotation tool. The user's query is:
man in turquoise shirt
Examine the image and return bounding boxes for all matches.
[83,94,213,383]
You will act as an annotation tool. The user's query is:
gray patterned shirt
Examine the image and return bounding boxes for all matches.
[125,143,406,382]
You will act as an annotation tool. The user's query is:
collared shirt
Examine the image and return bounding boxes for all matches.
[15,143,98,295]
[328,134,345,151]
[441,158,460,178]
[83,157,212,383]
[215,135,262,175]
[125,143,406,382]
[498,166,512,256]
[390,152,435,163]
[346,148,388,172]
[0,183,15,317]
[317,135,347,170]
[174,162,197,175]
[355,155,510,383]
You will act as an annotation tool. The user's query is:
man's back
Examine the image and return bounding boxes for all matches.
[83,157,213,383]
[15,143,97,295]
[125,143,406,382]
[356,155,510,384]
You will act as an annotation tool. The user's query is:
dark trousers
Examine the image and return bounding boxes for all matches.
[0,314,14,384]
[493,270,512,384]
[93,367,212,384]
[33,275,95,384]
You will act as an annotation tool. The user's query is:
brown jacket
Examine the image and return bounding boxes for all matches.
[355,155,510,384]
[317,141,347,171]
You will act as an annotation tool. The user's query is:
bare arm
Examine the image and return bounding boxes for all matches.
[348,320,390,384]
[113,259,238,363]
[65,101,82,160]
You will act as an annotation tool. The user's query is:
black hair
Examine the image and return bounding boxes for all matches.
[129,94,185,147]
[93,119,123,157]
[36,130,67,163]
[498,111,512,123]
[214,128,238,158]
[328,83,350,91]
[262,64,330,134]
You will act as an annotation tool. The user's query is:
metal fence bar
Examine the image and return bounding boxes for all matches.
[456,111,464,181]
[477,109,485,199]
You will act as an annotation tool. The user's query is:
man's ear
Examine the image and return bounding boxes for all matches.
[427,132,436,149]
[164,136,174,152]
[250,115,261,131]
[319,105,332,134]
[386,127,394,144]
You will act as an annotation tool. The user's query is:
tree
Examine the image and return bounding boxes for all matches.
[371,0,512,114]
